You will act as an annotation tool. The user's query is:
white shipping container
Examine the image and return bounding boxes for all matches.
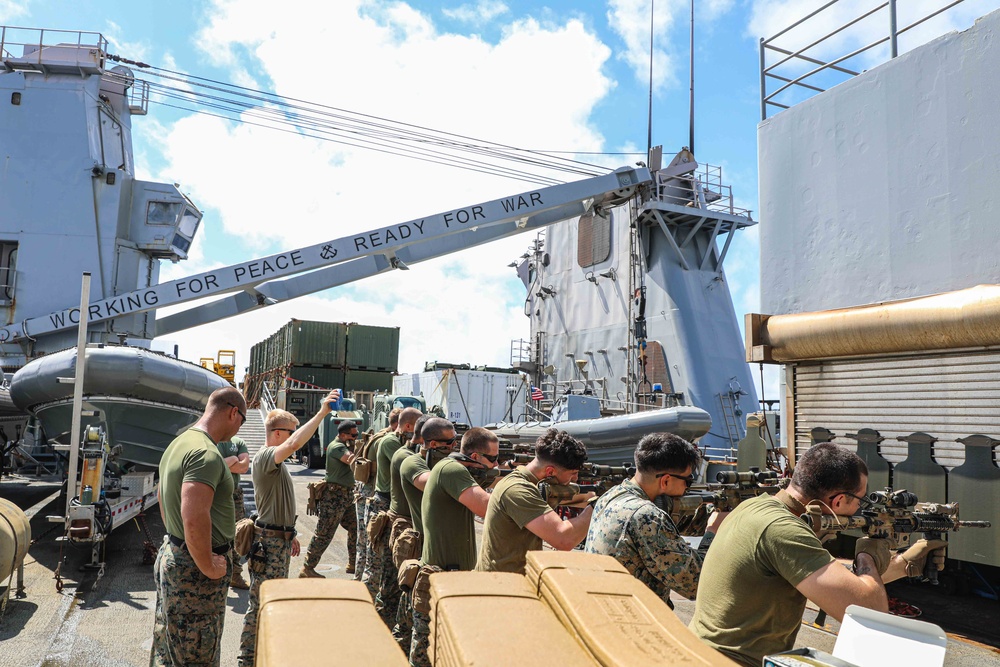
[393,369,529,426]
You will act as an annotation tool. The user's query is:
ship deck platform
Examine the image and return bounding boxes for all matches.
[2,470,998,666]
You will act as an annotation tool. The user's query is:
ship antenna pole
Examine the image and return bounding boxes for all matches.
[689,0,695,155]
[646,0,654,155]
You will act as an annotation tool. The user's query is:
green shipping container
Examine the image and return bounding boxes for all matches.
[281,319,348,367]
[345,368,394,392]
[286,366,346,390]
[346,324,400,371]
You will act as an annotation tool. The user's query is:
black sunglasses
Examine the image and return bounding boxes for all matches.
[271,427,295,434]
[227,402,247,425]
[432,436,458,446]
[479,452,499,463]
[831,490,870,509]
[656,472,696,488]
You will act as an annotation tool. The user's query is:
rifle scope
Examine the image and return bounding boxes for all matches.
[716,468,779,486]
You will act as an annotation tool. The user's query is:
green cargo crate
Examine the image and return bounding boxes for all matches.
[282,319,348,367]
[346,324,400,371]
[345,368,394,392]
[286,365,346,390]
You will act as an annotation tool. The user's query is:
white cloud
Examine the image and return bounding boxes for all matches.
[0,0,29,22]
[103,19,151,63]
[144,1,619,383]
[443,1,509,24]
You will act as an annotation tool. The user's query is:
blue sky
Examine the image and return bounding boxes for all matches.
[3,0,993,398]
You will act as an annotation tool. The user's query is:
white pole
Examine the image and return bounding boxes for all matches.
[64,272,91,516]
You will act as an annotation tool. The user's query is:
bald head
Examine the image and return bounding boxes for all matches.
[398,407,423,432]
[207,386,246,414]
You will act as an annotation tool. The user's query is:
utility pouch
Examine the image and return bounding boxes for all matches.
[398,558,420,591]
[234,518,256,558]
[351,458,373,485]
[306,480,328,516]
[392,527,422,570]
[412,564,443,614]
[367,511,391,550]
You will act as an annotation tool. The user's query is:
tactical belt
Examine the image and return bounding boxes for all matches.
[254,520,296,540]
[168,534,233,555]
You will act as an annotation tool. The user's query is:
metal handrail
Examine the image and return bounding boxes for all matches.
[260,380,277,413]
[760,0,972,119]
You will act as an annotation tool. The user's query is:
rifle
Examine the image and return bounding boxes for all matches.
[801,488,992,582]
[497,448,635,497]
[538,482,602,509]
[656,467,782,536]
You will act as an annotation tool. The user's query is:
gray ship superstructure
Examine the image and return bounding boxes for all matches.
[510,148,759,464]
[0,29,228,460]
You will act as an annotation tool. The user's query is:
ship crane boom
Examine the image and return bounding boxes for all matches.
[0,167,649,343]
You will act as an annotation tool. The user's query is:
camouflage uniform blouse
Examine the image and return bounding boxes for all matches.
[584,479,713,608]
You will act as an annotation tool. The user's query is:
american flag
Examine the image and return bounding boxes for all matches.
[530,386,544,401]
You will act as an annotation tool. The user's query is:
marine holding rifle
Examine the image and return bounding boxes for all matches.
[584,432,727,608]
[475,428,595,574]
[690,442,947,666]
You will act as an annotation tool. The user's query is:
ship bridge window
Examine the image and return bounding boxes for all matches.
[147,201,182,225]
[577,209,611,267]
[0,242,16,306]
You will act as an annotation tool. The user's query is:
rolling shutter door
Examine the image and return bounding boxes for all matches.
[791,349,1000,468]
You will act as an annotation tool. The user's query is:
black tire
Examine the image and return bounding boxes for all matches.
[307,440,324,469]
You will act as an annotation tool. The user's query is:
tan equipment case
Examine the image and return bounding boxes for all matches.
[428,571,598,667]
[256,579,408,666]
[525,551,737,666]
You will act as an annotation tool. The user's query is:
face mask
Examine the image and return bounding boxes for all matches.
[448,452,498,488]
[425,447,451,468]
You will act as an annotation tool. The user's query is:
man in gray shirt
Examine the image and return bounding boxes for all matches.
[238,389,339,667]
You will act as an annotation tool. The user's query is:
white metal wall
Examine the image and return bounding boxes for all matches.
[791,349,1000,468]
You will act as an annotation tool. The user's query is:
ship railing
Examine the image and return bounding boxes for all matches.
[260,379,277,413]
[0,265,15,305]
[760,0,976,119]
[655,164,752,219]
[0,26,108,74]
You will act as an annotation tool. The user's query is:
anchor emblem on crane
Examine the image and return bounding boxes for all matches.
[320,244,337,260]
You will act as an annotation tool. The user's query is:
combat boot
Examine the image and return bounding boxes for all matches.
[230,569,250,589]
[299,564,325,578]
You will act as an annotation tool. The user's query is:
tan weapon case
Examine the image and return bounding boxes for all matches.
[526,551,737,666]
[256,579,408,666]
[428,571,598,667]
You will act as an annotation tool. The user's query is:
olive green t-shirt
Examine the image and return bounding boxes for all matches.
[159,428,235,547]
[689,494,836,666]
[325,438,354,489]
[400,454,431,535]
[475,467,552,574]
[389,446,416,517]
[421,458,477,570]
[216,436,248,490]
[252,446,297,528]
[375,433,403,494]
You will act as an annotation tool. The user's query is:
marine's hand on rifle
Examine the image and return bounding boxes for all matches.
[854,537,892,575]
[901,538,948,575]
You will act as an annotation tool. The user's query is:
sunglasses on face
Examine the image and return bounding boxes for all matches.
[432,436,458,446]
[271,427,295,434]
[655,472,696,488]
[227,402,247,425]
[479,452,499,463]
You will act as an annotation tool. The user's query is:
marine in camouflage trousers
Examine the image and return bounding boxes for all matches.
[409,608,431,667]
[304,482,357,569]
[230,481,247,576]
[374,514,401,628]
[393,590,413,652]
[353,481,374,580]
[238,531,293,665]
[361,493,389,598]
[151,536,232,667]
